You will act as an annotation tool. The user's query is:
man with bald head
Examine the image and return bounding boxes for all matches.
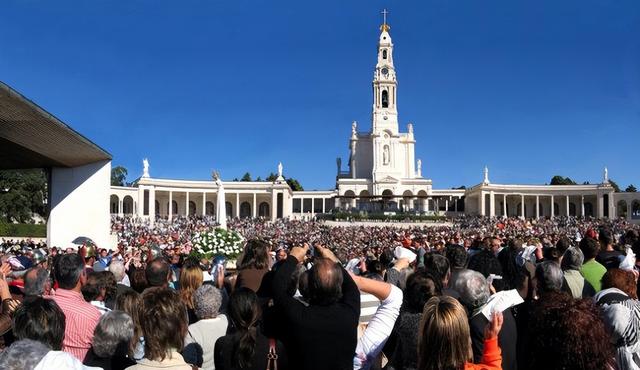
[271,243,359,370]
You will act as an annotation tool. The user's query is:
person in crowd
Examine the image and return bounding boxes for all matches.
[424,253,458,298]
[417,295,503,370]
[275,247,288,263]
[596,269,640,369]
[534,261,565,297]
[527,291,615,369]
[351,274,402,370]
[468,249,504,292]
[130,269,148,293]
[597,229,623,270]
[185,284,228,370]
[144,257,171,290]
[444,244,468,285]
[109,260,134,298]
[453,269,518,370]
[82,271,114,314]
[126,288,192,370]
[179,259,205,324]
[271,243,359,370]
[235,239,271,292]
[11,296,97,369]
[386,246,415,290]
[23,266,51,297]
[579,237,607,292]
[561,246,595,299]
[214,288,287,370]
[0,339,52,370]
[389,270,441,370]
[84,311,136,370]
[115,290,145,362]
[364,259,385,281]
[52,253,102,360]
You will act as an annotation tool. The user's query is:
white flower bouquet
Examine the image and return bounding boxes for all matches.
[190,228,244,259]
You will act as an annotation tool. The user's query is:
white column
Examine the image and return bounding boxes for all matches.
[550,195,555,218]
[252,193,257,218]
[271,191,278,221]
[312,198,316,217]
[137,186,144,217]
[322,198,326,213]
[535,195,540,219]
[168,191,173,219]
[149,187,156,225]
[454,197,458,212]
[202,192,206,216]
[520,194,525,219]
[489,191,495,217]
[503,194,507,217]
[597,194,604,218]
[479,192,485,216]
[566,195,570,217]
[118,199,123,216]
[235,193,240,218]
[581,195,585,217]
[185,192,190,216]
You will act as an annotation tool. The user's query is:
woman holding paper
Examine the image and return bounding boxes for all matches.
[417,295,503,370]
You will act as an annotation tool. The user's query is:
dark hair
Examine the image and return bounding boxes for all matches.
[542,247,562,263]
[404,270,442,313]
[467,250,503,291]
[24,267,50,297]
[13,296,66,350]
[366,260,384,276]
[599,229,614,247]
[497,247,527,292]
[423,254,450,282]
[82,271,117,303]
[141,288,188,361]
[54,253,84,290]
[131,268,148,293]
[444,245,468,270]
[379,247,395,268]
[308,258,343,306]
[602,269,638,299]
[579,238,600,260]
[145,257,169,287]
[528,293,615,369]
[238,239,270,270]
[228,288,261,369]
[555,237,572,254]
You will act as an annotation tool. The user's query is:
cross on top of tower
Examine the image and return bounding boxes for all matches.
[380,9,390,31]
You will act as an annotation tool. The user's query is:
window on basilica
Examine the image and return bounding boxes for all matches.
[382,50,387,59]
[382,90,389,108]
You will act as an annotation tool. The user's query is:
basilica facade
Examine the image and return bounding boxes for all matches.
[109,22,640,224]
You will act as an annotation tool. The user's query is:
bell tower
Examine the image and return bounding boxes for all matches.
[372,9,398,136]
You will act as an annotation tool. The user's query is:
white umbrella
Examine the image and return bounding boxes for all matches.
[215,176,227,230]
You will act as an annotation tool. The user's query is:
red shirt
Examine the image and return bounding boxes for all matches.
[51,289,101,361]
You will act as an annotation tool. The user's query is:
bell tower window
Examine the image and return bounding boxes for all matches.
[381,90,389,108]
[382,50,387,59]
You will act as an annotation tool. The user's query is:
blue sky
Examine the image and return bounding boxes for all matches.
[1,0,639,190]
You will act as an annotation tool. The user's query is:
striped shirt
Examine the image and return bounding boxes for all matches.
[52,289,101,361]
[360,293,381,323]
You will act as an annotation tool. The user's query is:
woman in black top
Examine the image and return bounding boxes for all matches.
[214,288,287,370]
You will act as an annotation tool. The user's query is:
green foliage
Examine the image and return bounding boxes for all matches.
[608,179,621,192]
[265,173,278,182]
[286,178,304,191]
[111,166,128,186]
[550,176,577,185]
[0,169,47,223]
[0,223,47,237]
[626,184,637,193]
[240,172,252,182]
[452,186,466,190]
[255,176,262,181]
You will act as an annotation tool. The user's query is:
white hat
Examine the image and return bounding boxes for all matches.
[394,246,416,263]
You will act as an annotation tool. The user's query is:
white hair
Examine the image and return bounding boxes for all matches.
[109,260,126,282]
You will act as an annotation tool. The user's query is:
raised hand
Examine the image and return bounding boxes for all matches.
[484,311,504,340]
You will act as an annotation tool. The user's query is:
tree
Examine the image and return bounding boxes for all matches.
[0,169,47,223]
[626,184,637,192]
[265,173,278,182]
[286,178,304,191]
[255,176,262,181]
[111,166,128,186]
[452,186,466,190]
[550,176,577,185]
[608,179,621,192]
[240,172,252,182]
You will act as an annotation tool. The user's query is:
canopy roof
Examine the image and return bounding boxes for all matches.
[0,81,111,169]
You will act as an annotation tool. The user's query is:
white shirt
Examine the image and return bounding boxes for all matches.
[35,350,101,370]
[354,285,403,370]
[184,315,228,370]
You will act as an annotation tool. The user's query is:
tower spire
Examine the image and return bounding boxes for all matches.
[380,9,390,31]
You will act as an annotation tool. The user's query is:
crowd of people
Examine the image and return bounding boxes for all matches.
[0,214,639,369]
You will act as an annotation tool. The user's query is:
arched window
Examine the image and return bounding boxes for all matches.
[189,201,197,216]
[381,90,389,108]
[240,202,251,218]
[225,202,233,218]
[258,202,270,217]
[110,195,119,214]
[382,49,387,59]
[206,201,215,216]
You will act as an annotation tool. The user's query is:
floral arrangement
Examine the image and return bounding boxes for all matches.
[191,228,244,259]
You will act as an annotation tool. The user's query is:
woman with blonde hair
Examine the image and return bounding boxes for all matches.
[179,259,204,324]
[417,296,503,370]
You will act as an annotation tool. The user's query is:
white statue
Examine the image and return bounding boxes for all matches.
[417,159,422,177]
[142,158,150,178]
[212,170,221,183]
[277,162,283,178]
[383,145,390,165]
[604,167,609,183]
[483,166,490,184]
[351,121,357,135]
[408,123,413,134]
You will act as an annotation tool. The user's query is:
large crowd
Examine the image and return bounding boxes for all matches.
[0,215,639,370]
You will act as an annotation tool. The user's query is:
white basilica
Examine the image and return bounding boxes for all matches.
[109,18,640,224]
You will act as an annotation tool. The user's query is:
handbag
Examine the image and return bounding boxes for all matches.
[266,338,278,370]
